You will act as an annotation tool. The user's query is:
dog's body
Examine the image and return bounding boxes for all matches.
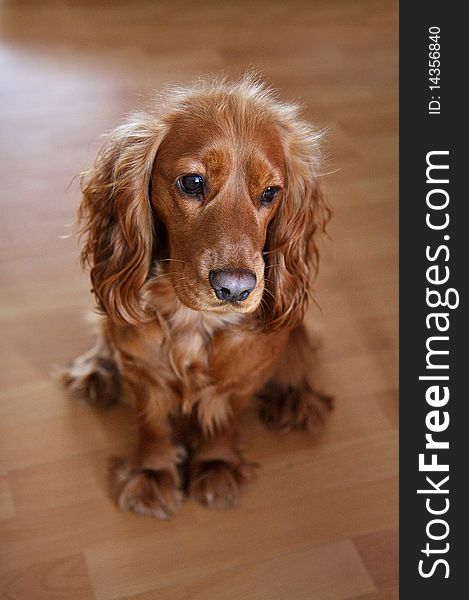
[64,75,331,519]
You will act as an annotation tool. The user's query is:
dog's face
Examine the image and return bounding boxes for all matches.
[151,109,285,314]
[79,77,329,328]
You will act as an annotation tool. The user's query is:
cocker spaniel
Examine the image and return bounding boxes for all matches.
[63,74,332,519]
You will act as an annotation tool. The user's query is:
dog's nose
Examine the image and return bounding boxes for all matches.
[209,269,257,302]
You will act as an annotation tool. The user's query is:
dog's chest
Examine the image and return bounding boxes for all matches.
[151,307,243,391]
[132,305,283,430]
[169,323,208,377]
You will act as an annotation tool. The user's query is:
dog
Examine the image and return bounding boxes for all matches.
[63,74,332,519]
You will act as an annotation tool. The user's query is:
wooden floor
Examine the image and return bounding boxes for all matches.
[0,1,398,599]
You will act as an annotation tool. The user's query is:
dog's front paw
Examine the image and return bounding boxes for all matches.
[189,458,257,510]
[259,381,333,433]
[110,458,183,519]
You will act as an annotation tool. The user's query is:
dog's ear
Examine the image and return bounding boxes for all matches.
[78,115,167,325]
[263,118,330,330]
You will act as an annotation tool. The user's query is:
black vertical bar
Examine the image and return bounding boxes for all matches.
[400,3,465,598]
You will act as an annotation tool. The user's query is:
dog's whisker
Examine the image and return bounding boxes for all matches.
[157,258,188,265]
[152,272,174,281]
[262,286,280,305]
[260,296,274,317]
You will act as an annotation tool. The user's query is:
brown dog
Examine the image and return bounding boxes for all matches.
[63,74,332,519]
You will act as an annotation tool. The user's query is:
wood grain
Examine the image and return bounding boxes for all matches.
[0,0,398,598]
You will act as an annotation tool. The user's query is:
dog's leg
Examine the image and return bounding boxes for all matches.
[60,337,121,408]
[258,324,333,433]
[189,419,257,510]
[110,392,185,519]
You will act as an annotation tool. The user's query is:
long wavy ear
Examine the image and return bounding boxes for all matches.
[78,114,167,325]
[263,116,330,330]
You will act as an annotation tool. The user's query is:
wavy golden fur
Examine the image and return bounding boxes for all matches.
[64,74,332,518]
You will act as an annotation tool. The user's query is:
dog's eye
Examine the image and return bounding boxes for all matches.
[261,186,280,203]
[178,174,205,196]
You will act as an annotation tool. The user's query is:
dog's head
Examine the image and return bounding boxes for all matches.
[79,75,329,329]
